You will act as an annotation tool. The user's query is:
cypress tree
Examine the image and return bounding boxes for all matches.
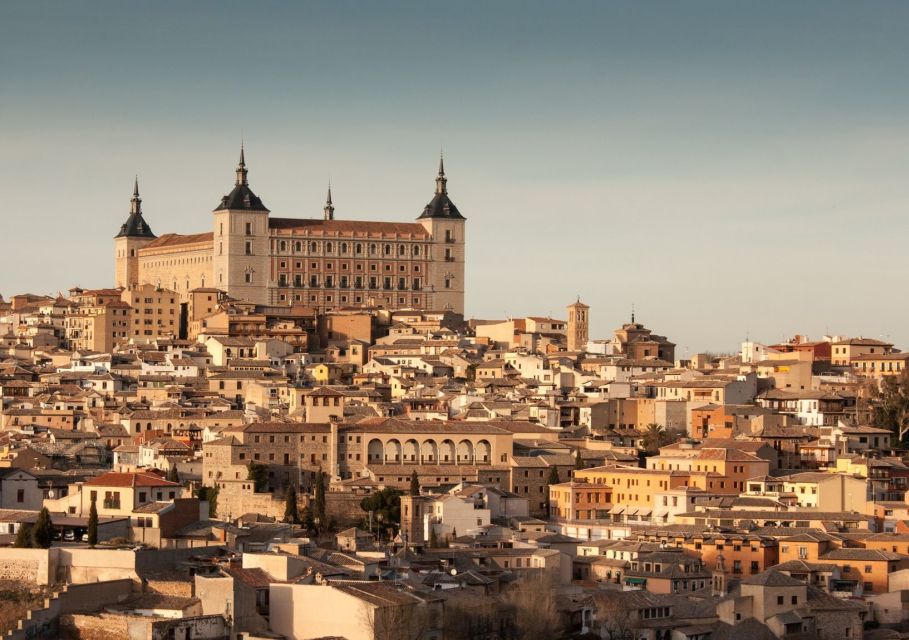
[314,468,327,531]
[87,496,99,546]
[409,470,420,497]
[14,525,31,548]
[284,485,299,524]
[32,508,54,549]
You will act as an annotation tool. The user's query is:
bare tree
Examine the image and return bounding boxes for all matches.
[500,572,564,640]
[596,593,635,640]
[443,593,502,640]
[360,597,440,640]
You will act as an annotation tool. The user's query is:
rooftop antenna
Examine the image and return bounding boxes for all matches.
[631,303,635,324]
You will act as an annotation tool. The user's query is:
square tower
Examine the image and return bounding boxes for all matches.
[211,147,271,305]
[567,298,589,352]
[418,156,465,314]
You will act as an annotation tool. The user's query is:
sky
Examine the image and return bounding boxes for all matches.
[2,1,909,354]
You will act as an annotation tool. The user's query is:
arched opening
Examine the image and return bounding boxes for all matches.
[367,439,384,463]
[476,439,491,464]
[421,440,438,463]
[385,439,401,463]
[403,439,419,463]
[457,440,474,464]
[440,439,455,464]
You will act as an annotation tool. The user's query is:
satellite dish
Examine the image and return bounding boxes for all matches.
[47,490,55,498]
[450,568,457,576]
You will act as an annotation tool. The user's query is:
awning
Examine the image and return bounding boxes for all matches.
[637,508,653,517]
[624,577,647,585]
[626,508,639,517]
[653,508,669,518]
[610,506,626,515]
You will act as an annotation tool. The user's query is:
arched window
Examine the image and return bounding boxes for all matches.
[369,244,377,255]
[279,240,286,252]
[294,241,302,252]
[326,242,333,253]
[384,244,391,255]
[341,242,348,254]
[398,244,406,255]
[413,245,420,256]
[310,242,318,253]
[355,243,363,255]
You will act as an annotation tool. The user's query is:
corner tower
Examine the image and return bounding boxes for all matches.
[418,155,465,314]
[212,146,271,304]
[114,177,156,288]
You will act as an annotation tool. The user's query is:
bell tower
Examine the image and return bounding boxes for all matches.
[114,177,156,288]
[567,298,589,352]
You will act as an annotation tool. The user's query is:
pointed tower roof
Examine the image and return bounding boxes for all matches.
[324,182,335,220]
[115,177,156,239]
[418,154,465,220]
[214,144,269,212]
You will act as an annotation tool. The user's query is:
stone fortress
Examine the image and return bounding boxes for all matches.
[114,147,466,314]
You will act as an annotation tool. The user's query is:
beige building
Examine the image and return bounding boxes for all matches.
[65,297,131,352]
[830,337,893,367]
[121,283,180,343]
[115,149,466,314]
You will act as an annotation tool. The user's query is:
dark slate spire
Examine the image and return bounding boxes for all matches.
[115,176,156,239]
[236,143,248,186]
[418,154,464,220]
[436,153,447,194]
[130,175,141,214]
[324,182,335,221]
[214,144,269,212]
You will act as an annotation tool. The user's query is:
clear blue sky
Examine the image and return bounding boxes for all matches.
[2,1,908,353]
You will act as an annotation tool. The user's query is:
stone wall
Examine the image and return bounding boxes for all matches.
[144,579,193,599]
[61,613,132,640]
[0,548,54,585]
[6,579,134,640]
[326,492,367,527]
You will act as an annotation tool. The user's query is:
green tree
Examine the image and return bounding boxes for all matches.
[409,470,420,497]
[301,504,315,533]
[167,465,179,483]
[640,423,669,453]
[197,485,219,518]
[247,462,269,492]
[14,525,31,548]
[870,370,909,443]
[359,487,402,534]
[314,468,327,530]
[544,465,560,514]
[429,526,439,548]
[32,508,54,549]
[87,496,99,546]
[574,448,584,471]
[284,485,299,524]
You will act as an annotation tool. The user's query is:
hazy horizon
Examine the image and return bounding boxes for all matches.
[3,1,908,353]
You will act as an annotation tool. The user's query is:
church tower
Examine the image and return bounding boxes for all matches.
[212,146,271,304]
[712,553,727,596]
[418,155,466,314]
[567,298,589,352]
[114,177,156,288]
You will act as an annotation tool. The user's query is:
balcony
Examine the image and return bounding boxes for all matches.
[444,256,456,262]
[103,500,121,510]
